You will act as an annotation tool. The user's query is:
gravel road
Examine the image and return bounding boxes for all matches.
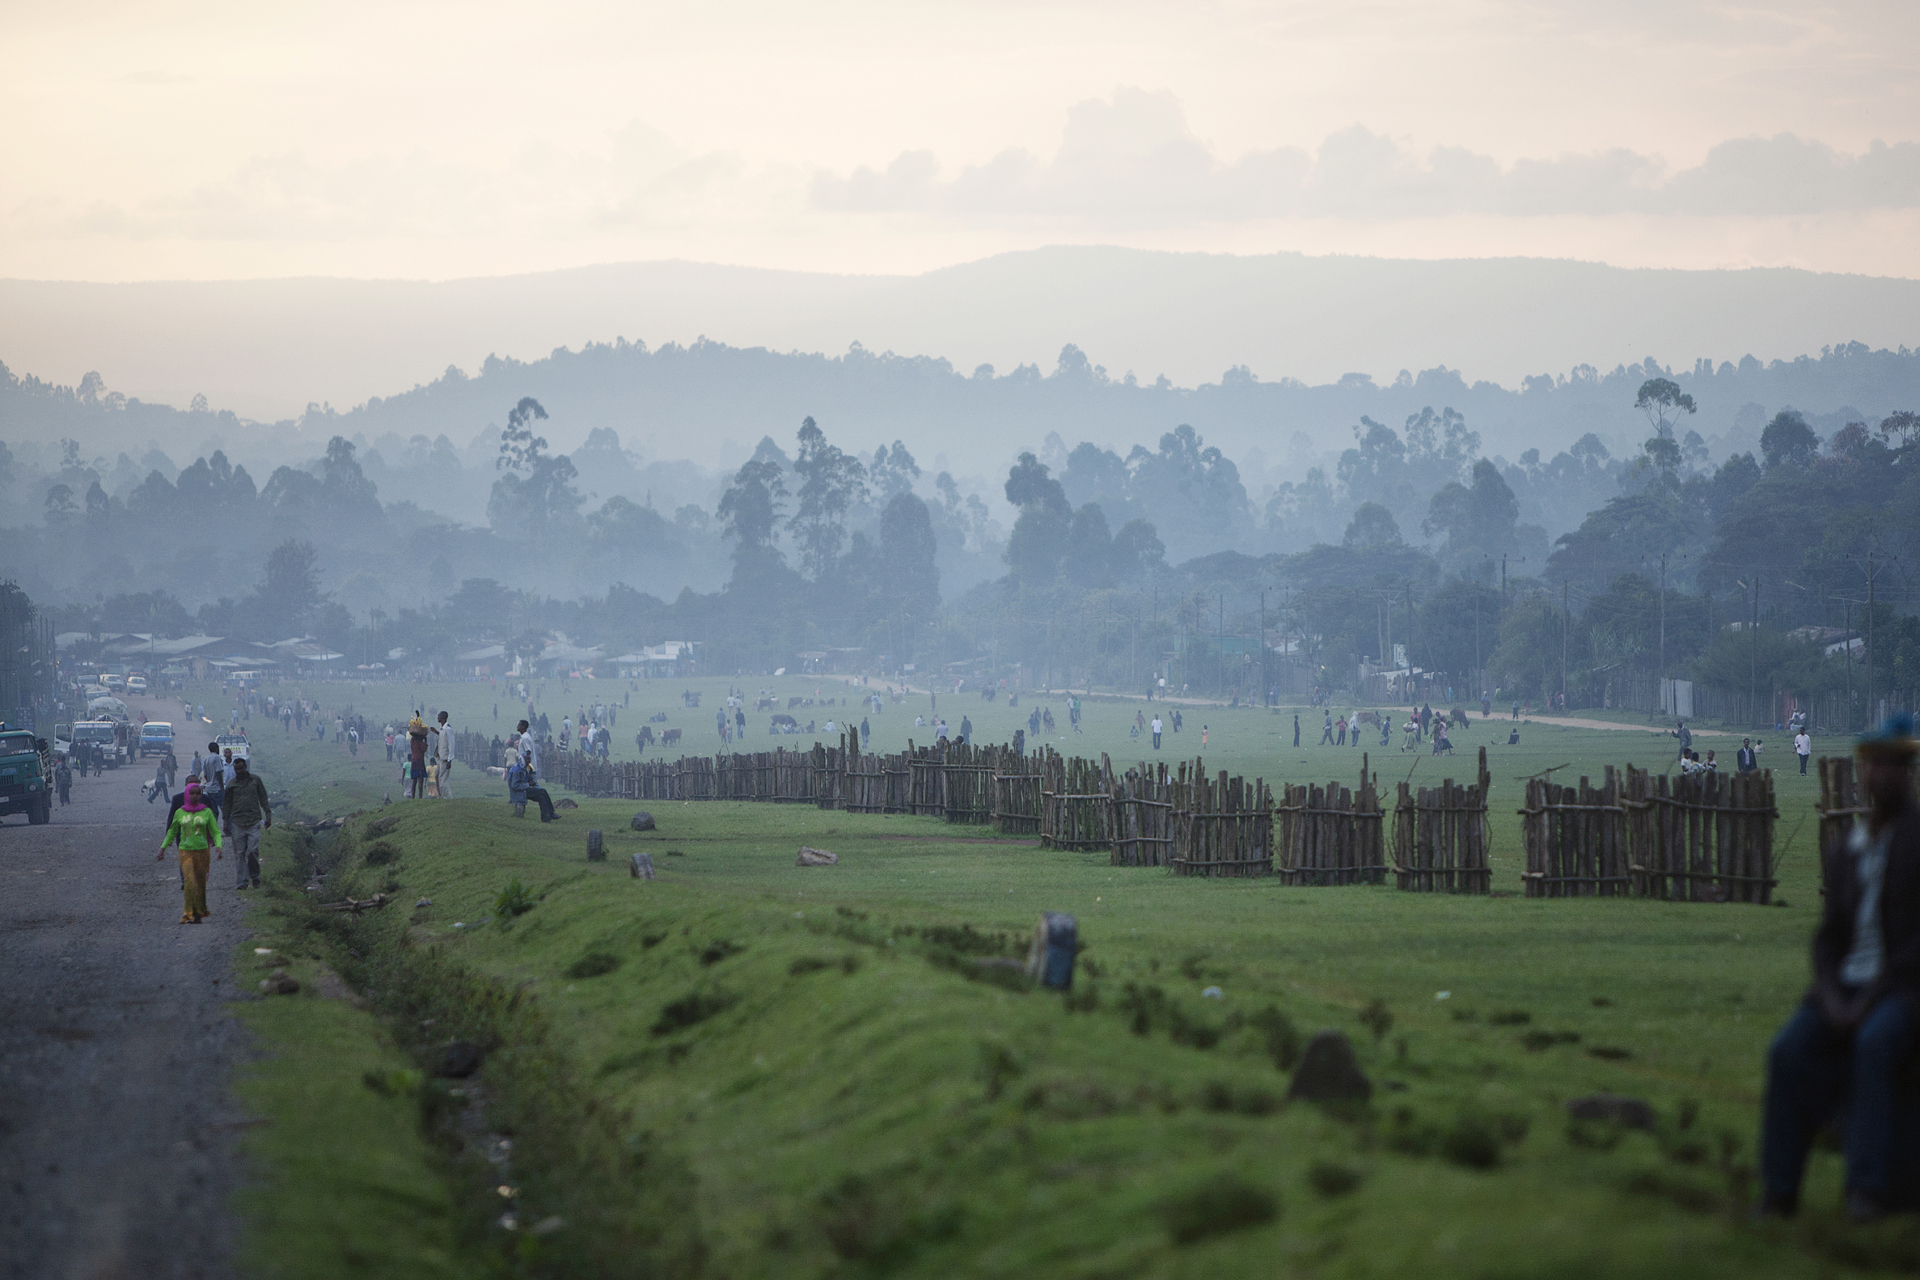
[0,735,255,1280]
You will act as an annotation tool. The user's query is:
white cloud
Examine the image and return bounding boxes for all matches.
[812,89,1920,225]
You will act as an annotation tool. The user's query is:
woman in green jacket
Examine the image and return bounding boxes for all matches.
[160,780,223,923]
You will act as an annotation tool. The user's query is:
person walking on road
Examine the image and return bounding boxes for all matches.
[54,757,70,806]
[225,756,271,890]
[162,746,177,792]
[159,781,222,924]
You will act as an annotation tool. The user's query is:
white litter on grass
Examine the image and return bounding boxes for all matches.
[254,947,274,955]
[1435,991,1451,1001]
[1201,986,1223,999]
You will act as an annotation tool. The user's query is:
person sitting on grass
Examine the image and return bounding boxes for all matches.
[507,749,558,823]
[1759,713,1920,1223]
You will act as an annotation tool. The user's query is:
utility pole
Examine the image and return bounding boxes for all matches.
[1844,596,1853,727]
[1657,553,1667,711]
[1406,581,1415,683]
[1866,552,1876,727]
[1750,578,1759,729]
[1561,580,1569,706]
[1260,589,1268,708]
[1384,591,1393,675]
[1501,553,1508,602]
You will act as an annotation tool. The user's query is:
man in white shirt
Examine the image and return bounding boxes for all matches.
[432,710,455,797]
[1151,716,1163,750]
[1795,729,1812,776]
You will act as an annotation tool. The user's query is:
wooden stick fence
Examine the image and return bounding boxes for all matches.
[1171,762,1274,878]
[1394,747,1491,893]
[1817,756,1867,884]
[1274,756,1386,886]
[1040,749,1111,850]
[992,762,1043,836]
[1108,762,1174,867]
[1625,766,1777,903]
[515,731,1778,905]
[1520,767,1626,897]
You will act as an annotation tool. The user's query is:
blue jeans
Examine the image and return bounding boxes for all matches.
[1762,992,1914,1206]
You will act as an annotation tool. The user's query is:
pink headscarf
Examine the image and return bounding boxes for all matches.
[181,781,207,813]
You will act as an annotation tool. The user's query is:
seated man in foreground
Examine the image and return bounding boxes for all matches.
[507,749,558,823]
[1761,714,1920,1221]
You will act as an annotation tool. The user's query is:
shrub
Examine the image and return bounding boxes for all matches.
[1246,1006,1302,1070]
[1359,998,1393,1042]
[495,878,536,918]
[1307,1161,1364,1198]
[1156,1173,1278,1244]
[566,952,621,979]
[697,939,745,966]
[363,841,399,866]
[650,990,737,1035]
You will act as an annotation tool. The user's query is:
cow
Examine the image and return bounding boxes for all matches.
[788,696,804,709]
[635,726,655,752]
[660,728,682,747]
[770,713,797,730]
[755,697,776,711]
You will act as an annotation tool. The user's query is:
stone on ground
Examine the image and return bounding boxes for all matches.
[1287,1031,1372,1103]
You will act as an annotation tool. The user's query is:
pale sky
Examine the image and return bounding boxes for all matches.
[6,0,1920,282]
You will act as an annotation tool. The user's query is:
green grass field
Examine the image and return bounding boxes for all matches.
[203,676,1918,1278]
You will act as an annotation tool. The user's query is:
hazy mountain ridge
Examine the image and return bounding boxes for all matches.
[6,246,1920,471]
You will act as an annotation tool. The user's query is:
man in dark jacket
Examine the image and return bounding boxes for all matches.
[1759,714,1920,1221]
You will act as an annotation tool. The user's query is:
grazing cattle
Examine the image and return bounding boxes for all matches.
[635,726,655,752]
[770,713,797,729]
[755,698,775,711]
[1449,707,1469,728]
[1356,710,1381,727]
[661,728,682,747]
[788,696,804,709]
